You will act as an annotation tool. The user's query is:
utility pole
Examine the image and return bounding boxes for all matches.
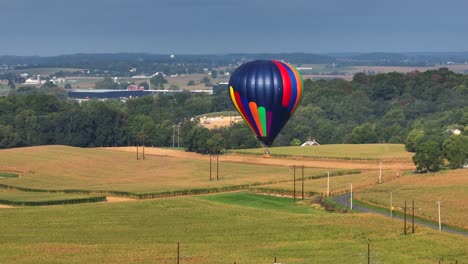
[350,183,353,210]
[404,200,407,235]
[172,123,175,148]
[412,200,415,233]
[367,238,370,264]
[327,171,330,197]
[216,154,219,181]
[177,242,180,264]
[142,134,145,160]
[379,161,382,184]
[293,165,296,203]
[438,201,441,231]
[209,154,212,181]
[301,165,304,200]
[136,144,139,160]
[177,123,180,148]
[390,191,393,218]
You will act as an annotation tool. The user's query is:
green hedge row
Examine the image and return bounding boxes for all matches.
[0,169,359,200]
[0,196,106,206]
[0,172,19,178]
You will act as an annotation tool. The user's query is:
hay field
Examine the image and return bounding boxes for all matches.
[258,170,399,195]
[229,144,413,161]
[0,190,100,202]
[356,169,468,229]
[0,146,327,193]
[0,192,466,263]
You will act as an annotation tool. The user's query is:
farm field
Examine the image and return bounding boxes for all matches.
[0,190,100,203]
[356,169,468,230]
[228,144,413,160]
[0,193,466,263]
[7,67,81,75]
[0,146,328,193]
[258,170,399,196]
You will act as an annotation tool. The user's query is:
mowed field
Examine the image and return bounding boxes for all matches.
[0,145,466,263]
[0,145,329,193]
[229,144,414,160]
[0,193,466,263]
[259,170,399,195]
[356,169,468,229]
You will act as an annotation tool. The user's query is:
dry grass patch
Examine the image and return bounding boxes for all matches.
[0,146,327,193]
[356,169,468,229]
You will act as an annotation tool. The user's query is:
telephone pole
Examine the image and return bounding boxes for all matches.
[350,183,353,210]
[390,191,393,218]
[293,165,296,203]
[301,165,304,200]
[412,200,415,233]
[327,171,330,197]
[404,200,407,235]
[379,161,382,184]
[438,201,441,231]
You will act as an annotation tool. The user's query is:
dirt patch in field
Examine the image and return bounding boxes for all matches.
[106,196,136,202]
[0,204,13,208]
[199,116,242,129]
[103,147,414,171]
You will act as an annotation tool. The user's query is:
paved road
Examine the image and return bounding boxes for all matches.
[333,193,467,237]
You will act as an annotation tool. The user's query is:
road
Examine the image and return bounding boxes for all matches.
[333,193,467,237]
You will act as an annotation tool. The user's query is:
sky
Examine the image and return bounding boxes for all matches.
[1,0,467,56]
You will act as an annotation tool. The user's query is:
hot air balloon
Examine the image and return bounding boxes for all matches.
[228,60,303,151]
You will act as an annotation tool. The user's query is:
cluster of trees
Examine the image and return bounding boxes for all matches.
[0,68,467,167]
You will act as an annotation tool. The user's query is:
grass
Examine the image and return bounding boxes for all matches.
[0,172,18,178]
[0,190,101,202]
[0,145,327,193]
[0,193,466,263]
[257,170,400,195]
[356,169,468,229]
[7,67,81,75]
[0,84,11,96]
[228,144,413,160]
[199,192,320,214]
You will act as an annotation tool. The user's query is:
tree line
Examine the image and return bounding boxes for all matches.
[0,68,467,169]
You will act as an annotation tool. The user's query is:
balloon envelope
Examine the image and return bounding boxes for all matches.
[228,60,303,147]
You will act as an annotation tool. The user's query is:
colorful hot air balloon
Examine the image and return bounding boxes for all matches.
[228,60,303,148]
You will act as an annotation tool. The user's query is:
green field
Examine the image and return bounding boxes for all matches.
[0,193,466,263]
[229,144,413,160]
[356,169,468,229]
[8,67,81,75]
[0,146,327,193]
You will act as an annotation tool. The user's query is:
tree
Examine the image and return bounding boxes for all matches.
[138,82,149,90]
[412,140,443,172]
[405,129,424,152]
[0,125,20,148]
[206,133,225,154]
[64,83,72,89]
[210,70,218,79]
[184,126,210,153]
[150,73,168,89]
[290,138,301,146]
[347,123,378,143]
[14,109,39,145]
[187,80,196,86]
[443,135,468,168]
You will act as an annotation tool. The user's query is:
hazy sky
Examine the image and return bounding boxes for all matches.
[1,0,467,56]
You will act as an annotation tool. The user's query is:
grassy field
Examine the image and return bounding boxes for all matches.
[229,144,413,160]
[356,169,468,229]
[0,192,466,263]
[0,146,327,193]
[258,170,400,195]
[7,67,81,75]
